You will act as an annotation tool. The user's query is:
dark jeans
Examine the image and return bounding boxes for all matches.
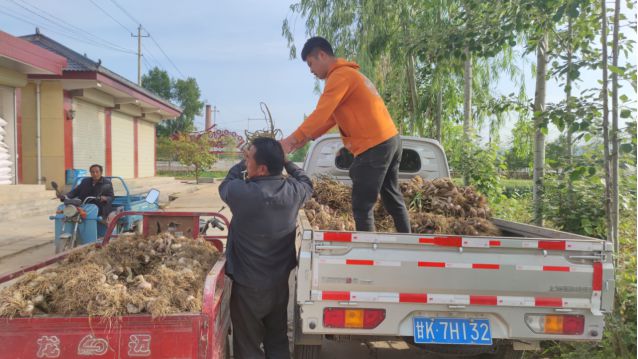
[349,135,411,233]
[230,278,290,359]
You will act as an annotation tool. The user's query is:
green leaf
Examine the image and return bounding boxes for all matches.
[620,94,629,102]
[567,2,580,18]
[620,109,632,118]
[588,167,596,176]
[620,143,634,153]
[553,4,567,22]
[570,167,586,181]
[608,65,625,76]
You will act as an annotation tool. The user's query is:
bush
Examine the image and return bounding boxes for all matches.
[173,134,217,184]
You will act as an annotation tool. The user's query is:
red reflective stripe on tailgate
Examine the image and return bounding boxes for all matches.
[399,293,428,303]
[489,240,501,246]
[322,291,350,301]
[346,259,374,266]
[470,295,498,306]
[419,236,462,247]
[543,266,570,272]
[538,240,566,250]
[418,261,446,268]
[472,263,500,270]
[535,297,563,307]
[324,232,352,242]
[592,262,603,291]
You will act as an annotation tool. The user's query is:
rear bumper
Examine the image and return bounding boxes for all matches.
[298,301,605,341]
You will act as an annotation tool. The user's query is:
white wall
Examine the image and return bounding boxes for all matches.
[111,111,135,178]
[73,99,105,170]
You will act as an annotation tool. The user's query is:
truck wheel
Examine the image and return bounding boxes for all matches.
[292,288,321,359]
[293,344,320,359]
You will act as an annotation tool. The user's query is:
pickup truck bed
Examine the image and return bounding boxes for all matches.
[293,134,614,357]
[295,210,613,338]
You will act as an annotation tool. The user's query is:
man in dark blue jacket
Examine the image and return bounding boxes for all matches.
[219,137,313,359]
[61,164,114,219]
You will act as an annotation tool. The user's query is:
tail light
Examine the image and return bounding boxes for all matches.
[525,314,584,335]
[323,308,385,329]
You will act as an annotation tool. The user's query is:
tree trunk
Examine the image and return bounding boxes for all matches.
[532,34,548,226]
[434,5,443,143]
[601,0,612,242]
[406,53,419,136]
[611,0,620,248]
[435,87,443,142]
[565,17,574,208]
[463,48,472,186]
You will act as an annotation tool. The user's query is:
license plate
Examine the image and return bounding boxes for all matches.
[413,317,492,345]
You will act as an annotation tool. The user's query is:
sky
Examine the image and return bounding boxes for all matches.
[0,0,317,136]
[0,0,635,146]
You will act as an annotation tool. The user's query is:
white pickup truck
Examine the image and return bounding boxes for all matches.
[292,134,615,358]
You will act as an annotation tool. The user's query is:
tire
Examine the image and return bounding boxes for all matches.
[292,282,321,359]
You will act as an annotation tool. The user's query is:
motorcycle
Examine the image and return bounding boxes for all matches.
[50,181,114,254]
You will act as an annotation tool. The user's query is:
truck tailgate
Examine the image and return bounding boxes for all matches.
[311,232,605,305]
[296,227,614,340]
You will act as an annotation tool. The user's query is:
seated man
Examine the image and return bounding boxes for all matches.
[60,164,114,221]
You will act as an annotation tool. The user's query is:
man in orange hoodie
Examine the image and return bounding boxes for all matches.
[280,37,410,233]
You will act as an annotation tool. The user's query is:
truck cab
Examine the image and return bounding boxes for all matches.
[303,134,450,181]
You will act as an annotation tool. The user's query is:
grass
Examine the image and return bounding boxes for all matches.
[452,177,533,198]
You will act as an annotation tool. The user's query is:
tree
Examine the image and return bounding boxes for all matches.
[173,78,205,125]
[141,67,172,100]
[610,0,621,248]
[173,134,216,184]
[600,0,612,242]
[141,67,205,137]
[289,142,311,163]
[532,34,548,226]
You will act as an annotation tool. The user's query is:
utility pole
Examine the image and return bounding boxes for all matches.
[131,25,149,85]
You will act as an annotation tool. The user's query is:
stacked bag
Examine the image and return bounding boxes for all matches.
[0,116,12,185]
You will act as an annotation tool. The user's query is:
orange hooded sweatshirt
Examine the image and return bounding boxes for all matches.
[292,59,398,156]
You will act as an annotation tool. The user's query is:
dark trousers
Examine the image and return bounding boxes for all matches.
[349,135,411,233]
[230,278,290,359]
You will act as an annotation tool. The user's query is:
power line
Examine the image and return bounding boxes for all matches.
[142,43,165,70]
[106,0,186,78]
[141,55,152,72]
[7,0,135,54]
[147,34,186,78]
[87,0,133,34]
[87,0,165,74]
[0,6,136,55]
[108,0,142,25]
